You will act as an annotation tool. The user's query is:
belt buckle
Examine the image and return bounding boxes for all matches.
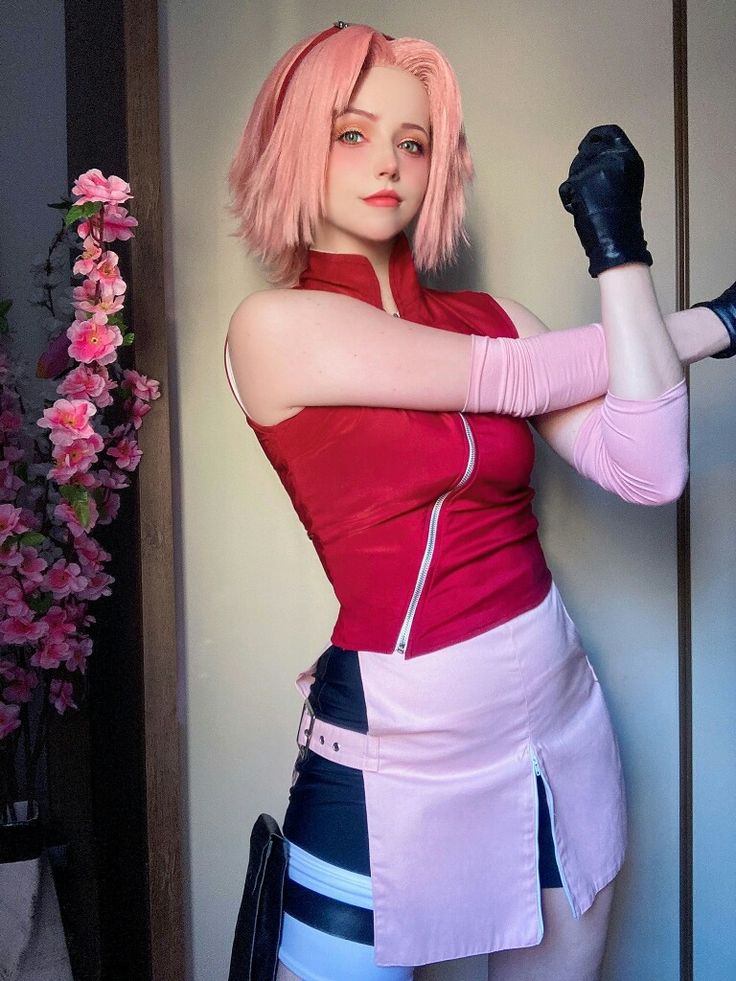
[296,699,316,762]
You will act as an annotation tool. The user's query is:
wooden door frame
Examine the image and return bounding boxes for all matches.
[122,2,185,978]
[65,2,184,978]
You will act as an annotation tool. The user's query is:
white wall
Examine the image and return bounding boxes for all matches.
[157,2,730,978]
[689,2,736,978]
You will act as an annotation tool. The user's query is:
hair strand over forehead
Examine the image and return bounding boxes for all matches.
[227,24,474,286]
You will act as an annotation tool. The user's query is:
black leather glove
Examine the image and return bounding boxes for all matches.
[692,281,736,359]
[559,124,653,278]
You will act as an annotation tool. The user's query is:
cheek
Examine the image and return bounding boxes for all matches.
[327,144,364,182]
[406,154,431,194]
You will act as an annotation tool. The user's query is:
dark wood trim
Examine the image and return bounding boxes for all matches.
[64,2,182,977]
[673,2,693,979]
[122,1,185,979]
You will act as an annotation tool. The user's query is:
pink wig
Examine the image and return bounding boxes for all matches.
[227,24,474,286]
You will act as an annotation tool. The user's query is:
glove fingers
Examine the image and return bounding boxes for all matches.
[568,124,641,179]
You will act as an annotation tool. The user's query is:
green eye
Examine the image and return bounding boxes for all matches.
[400,139,425,155]
[337,129,363,144]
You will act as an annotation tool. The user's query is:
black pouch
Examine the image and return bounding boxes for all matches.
[228,813,287,981]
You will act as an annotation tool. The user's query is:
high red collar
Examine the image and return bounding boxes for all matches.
[297,234,426,317]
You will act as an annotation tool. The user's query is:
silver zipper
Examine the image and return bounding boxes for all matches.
[393,414,476,656]
[531,750,576,914]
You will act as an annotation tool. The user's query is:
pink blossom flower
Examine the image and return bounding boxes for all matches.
[53,496,99,537]
[3,446,24,463]
[125,398,152,430]
[44,558,89,598]
[121,370,161,402]
[0,659,16,680]
[75,533,111,570]
[2,546,47,585]
[0,574,23,607]
[0,701,21,739]
[71,169,132,206]
[78,570,114,601]
[107,437,142,472]
[79,204,138,243]
[0,504,27,546]
[0,615,48,645]
[97,468,129,490]
[58,364,106,399]
[74,291,124,318]
[37,398,96,446]
[98,492,120,526]
[71,278,99,306]
[31,637,70,669]
[63,636,92,674]
[50,433,103,481]
[37,331,72,379]
[66,316,123,366]
[86,252,126,300]
[72,236,103,277]
[49,678,77,714]
[3,666,39,703]
[58,364,117,407]
[43,606,78,639]
[73,471,101,489]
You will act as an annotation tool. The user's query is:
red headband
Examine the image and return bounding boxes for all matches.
[273,21,395,122]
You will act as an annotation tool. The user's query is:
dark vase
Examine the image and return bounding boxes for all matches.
[0,800,74,980]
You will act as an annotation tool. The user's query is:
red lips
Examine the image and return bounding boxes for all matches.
[363,190,401,206]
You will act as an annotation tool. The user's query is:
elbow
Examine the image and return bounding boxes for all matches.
[624,463,690,506]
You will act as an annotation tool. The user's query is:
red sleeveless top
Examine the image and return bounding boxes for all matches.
[234,235,552,658]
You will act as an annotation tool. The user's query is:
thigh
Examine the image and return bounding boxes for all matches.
[488,879,616,981]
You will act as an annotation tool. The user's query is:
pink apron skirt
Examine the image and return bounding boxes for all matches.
[294,583,627,967]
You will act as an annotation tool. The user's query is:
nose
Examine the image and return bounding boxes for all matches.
[374,142,399,181]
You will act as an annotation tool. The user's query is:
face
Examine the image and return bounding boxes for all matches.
[313,66,431,256]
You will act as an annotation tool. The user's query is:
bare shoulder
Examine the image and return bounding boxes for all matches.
[227,287,296,342]
[494,296,550,338]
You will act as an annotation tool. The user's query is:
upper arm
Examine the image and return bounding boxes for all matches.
[226,289,473,423]
[494,296,604,464]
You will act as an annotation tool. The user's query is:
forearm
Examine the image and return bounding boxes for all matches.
[598,263,683,399]
[665,304,731,363]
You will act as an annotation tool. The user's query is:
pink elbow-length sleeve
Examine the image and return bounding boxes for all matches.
[571,378,689,505]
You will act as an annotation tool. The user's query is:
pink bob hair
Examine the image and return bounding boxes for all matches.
[227,24,474,286]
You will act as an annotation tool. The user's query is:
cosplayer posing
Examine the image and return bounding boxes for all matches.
[223,24,735,981]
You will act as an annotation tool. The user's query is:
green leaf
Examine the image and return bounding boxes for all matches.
[59,484,91,528]
[27,592,54,615]
[72,496,90,529]
[64,201,103,227]
[48,198,74,211]
[59,484,88,506]
[18,531,46,547]
[107,313,126,328]
[122,332,135,346]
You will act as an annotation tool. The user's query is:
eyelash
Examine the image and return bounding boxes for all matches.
[334,128,426,156]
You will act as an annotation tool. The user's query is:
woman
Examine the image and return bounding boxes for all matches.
[224,23,733,981]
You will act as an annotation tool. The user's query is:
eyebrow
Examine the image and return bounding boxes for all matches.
[336,107,430,140]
